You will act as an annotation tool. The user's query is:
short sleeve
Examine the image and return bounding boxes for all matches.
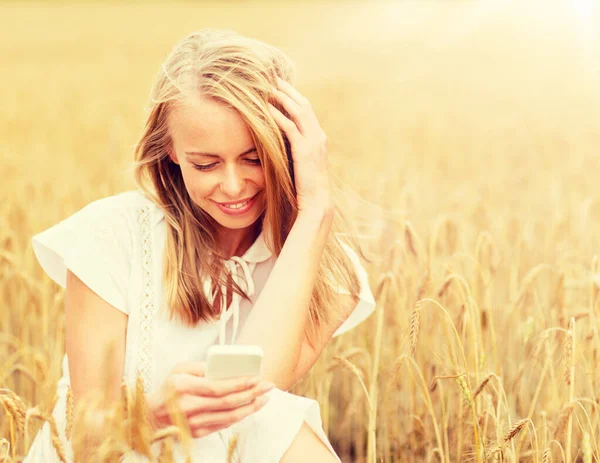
[31,197,134,315]
[332,242,376,337]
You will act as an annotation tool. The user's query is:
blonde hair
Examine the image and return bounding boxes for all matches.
[134,29,360,346]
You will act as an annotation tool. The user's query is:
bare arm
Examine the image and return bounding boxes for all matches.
[64,269,128,457]
[66,271,274,452]
[288,293,359,389]
[235,77,335,389]
[65,269,128,405]
[235,209,333,388]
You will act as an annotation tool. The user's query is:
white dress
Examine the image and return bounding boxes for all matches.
[23,190,376,462]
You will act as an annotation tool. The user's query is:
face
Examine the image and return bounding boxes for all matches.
[168,96,266,236]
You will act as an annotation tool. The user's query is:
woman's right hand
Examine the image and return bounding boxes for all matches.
[268,77,332,217]
[146,361,274,438]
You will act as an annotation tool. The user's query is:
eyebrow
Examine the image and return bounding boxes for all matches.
[184,147,256,158]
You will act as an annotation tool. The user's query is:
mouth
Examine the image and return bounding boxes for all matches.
[213,193,259,216]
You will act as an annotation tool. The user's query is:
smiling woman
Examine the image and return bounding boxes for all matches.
[24,29,376,462]
[168,96,267,256]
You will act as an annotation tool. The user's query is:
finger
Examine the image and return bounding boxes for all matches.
[170,361,206,377]
[268,103,301,142]
[185,381,275,415]
[270,88,306,133]
[189,394,270,429]
[275,76,310,107]
[191,422,229,439]
[191,375,262,398]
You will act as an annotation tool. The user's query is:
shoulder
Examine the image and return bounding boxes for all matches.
[30,190,162,313]
[70,190,164,236]
[32,189,164,270]
[78,190,160,220]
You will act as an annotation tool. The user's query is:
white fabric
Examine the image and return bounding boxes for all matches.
[24,190,376,462]
[333,241,377,337]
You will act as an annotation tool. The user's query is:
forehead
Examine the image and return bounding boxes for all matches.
[168,95,253,153]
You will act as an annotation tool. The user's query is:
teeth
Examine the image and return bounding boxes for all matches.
[223,199,250,209]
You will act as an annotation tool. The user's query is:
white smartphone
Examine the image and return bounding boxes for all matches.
[205,344,264,380]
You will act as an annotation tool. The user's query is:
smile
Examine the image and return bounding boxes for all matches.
[214,194,258,216]
[220,198,251,209]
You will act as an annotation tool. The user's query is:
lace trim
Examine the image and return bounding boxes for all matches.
[136,206,154,393]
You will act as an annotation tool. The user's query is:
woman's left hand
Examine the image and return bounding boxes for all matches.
[268,77,333,217]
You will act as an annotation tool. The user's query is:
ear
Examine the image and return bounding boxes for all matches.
[167,147,180,165]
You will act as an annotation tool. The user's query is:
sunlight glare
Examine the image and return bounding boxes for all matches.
[572,0,597,19]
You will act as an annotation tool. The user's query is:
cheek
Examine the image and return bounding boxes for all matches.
[180,168,216,199]
[252,169,266,188]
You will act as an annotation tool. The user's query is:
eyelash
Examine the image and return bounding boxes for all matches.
[192,158,261,171]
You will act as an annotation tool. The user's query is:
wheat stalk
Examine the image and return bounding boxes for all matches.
[502,419,529,443]
[64,386,73,441]
[488,419,530,458]
[409,300,422,358]
[565,318,575,463]
[582,431,592,463]
[563,323,573,386]
[0,389,26,432]
[404,221,419,259]
[23,406,67,463]
[227,432,239,463]
[0,438,10,461]
[542,446,552,463]
[330,355,373,414]
[473,373,493,400]
[158,437,176,463]
[553,402,575,439]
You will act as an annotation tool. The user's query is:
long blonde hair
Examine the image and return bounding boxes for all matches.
[133,29,361,346]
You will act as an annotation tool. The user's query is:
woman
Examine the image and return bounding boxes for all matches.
[25,29,375,462]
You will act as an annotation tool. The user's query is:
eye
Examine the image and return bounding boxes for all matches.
[245,158,261,165]
[192,163,217,171]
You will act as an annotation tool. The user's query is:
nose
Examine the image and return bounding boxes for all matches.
[220,164,245,199]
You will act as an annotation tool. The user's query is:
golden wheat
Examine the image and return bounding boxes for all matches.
[3,1,600,461]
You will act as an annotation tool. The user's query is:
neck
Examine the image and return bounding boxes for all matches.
[215,221,262,259]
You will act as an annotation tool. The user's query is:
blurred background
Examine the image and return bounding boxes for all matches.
[2,0,600,461]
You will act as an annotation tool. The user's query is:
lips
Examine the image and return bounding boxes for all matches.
[216,195,256,207]
[213,193,259,216]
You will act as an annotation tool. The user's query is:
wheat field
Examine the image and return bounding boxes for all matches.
[2,0,600,461]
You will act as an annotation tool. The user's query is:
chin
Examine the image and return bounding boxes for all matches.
[214,214,262,230]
